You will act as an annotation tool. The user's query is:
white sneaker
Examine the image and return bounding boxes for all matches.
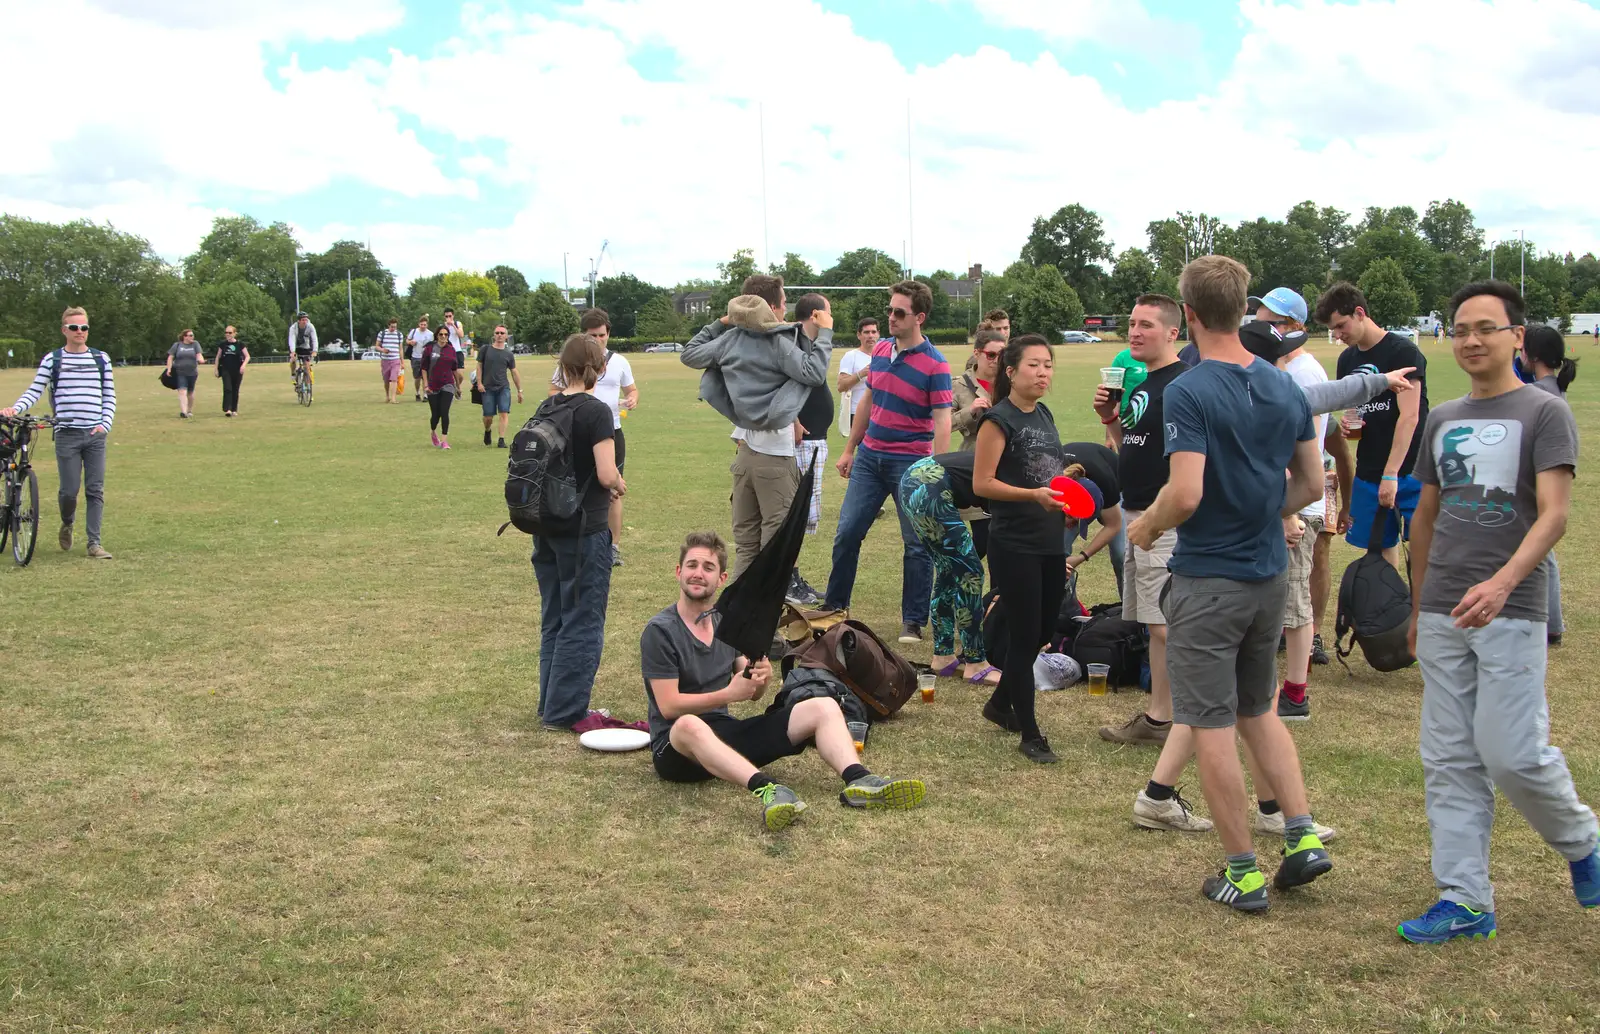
[1133,789,1214,833]
[1254,809,1339,843]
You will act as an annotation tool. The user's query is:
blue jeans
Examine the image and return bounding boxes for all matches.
[481,386,512,415]
[532,528,614,727]
[823,447,932,626]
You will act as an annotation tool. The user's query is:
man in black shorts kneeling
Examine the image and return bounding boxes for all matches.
[641,530,927,831]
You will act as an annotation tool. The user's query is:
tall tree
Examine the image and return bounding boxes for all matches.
[485,264,530,300]
[635,294,688,340]
[820,247,898,285]
[183,215,300,318]
[1011,264,1085,344]
[510,282,580,353]
[1020,203,1112,310]
[768,252,817,287]
[1106,247,1157,315]
[301,277,395,348]
[1285,201,1353,270]
[438,270,501,315]
[300,240,395,300]
[594,272,668,337]
[195,279,282,355]
[710,248,761,312]
[1356,258,1419,329]
[1419,199,1484,259]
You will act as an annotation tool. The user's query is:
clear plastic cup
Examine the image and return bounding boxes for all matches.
[847,720,868,754]
[1341,409,1364,440]
[1087,663,1110,696]
[1099,366,1126,407]
[918,672,936,702]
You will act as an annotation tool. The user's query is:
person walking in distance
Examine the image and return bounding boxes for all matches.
[824,281,953,643]
[214,325,249,418]
[421,325,464,449]
[376,316,405,403]
[1127,256,1330,912]
[407,315,431,401]
[1317,282,1429,569]
[1398,281,1598,943]
[477,324,523,448]
[1521,325,1576,645]
[2,306,116,559]
[971,334,1068,763]
[836,317,878,439]
[550,309,637,567]
[166,329,205,419]
[534,333,627,731]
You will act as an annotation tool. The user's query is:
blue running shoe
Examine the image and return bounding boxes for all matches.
[1397,900,1496,943]
[1572,849,1600,909]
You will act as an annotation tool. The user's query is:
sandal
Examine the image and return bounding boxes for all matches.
[965,665,1001,686]
[934,659,962,677]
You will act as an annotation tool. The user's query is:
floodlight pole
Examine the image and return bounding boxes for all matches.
[1489,240,1497,280]
[293,258,307,314]
[347,270,355,359]
[1520,229,1526,297]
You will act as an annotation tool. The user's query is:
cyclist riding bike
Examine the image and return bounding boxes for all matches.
[288,312,319,378]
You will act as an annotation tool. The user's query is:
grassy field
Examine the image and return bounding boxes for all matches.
[2,339,1598,1034]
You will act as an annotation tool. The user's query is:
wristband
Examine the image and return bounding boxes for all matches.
[1101,416,1119,425]
[1381,475,1399,482]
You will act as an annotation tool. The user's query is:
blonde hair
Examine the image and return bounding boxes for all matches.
[1178,255,1251,332]
[1062,463,1086,479]
[61,306,86,324]
[559,333,605,390]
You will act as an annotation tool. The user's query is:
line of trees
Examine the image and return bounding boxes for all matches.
[4,199,1598,363]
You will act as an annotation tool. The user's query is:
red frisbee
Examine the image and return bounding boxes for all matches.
[1050,476,1097,519]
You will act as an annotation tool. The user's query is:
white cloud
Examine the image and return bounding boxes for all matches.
[83,0,404,42]
[6,0,1600,294]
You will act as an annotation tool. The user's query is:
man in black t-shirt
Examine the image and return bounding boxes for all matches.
[790,375,833,606]
[1317,282,1429,568]
[640,531,927,831]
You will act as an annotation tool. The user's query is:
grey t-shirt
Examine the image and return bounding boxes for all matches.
[1413,386,1578,622]
[168,342,201,377]
[477,345,517,392]
[639,604,738,755]
[1531,374,1563,399]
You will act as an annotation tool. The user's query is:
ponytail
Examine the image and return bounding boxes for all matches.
[1557,356,1579,393]
[995,333,1053,403]
[1524,324,1576,392]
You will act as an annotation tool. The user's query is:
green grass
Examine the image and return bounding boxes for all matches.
[2,342,1598,1034]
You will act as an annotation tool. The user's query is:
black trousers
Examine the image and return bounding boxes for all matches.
[429,391,454,435]
[970,518,990,560]
[987,547,1066,741]
[219,368,242,412]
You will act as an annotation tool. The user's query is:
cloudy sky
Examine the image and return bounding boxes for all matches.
[6,0,1599,291]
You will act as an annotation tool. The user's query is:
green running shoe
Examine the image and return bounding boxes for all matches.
[840,774,926,810]
[1274,832,1333,890]
[1202,867,1270,912]
[752,783,806,831]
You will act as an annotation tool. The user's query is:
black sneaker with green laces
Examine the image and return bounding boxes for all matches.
[1202,867,1270,912]
[1274,832,1333,890]
[752,783,806,831]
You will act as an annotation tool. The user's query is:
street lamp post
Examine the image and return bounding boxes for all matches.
[1520,229,1526,298]
[293,257,308,314]
[1489,240,1498,281]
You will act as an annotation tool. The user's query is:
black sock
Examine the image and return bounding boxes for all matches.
[1145,780,1176,801]
[1258,798,1281,816]
[747,773,775,793]
[841,763,870,784]
[1145,715,1171,727]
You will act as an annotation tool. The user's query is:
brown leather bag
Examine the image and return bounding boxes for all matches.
[781,619,917,719]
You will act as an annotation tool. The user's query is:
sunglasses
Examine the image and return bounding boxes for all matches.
[887,306,915,320]
[978,349,1003,360]
[64,324,89,332]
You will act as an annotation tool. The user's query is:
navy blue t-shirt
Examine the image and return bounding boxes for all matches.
[1164,358,1315,581]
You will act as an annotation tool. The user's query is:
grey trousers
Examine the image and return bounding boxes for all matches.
[1546,552,1564,636]
[1417,611,1598,913]
[54,427,106,547]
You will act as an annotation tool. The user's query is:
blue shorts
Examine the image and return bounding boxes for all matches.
[481,386,512,415]
[1347,475,1421,549]
[174,373,197,391]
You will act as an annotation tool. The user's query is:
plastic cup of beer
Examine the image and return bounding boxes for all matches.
[918,673,936,702]
[1099,366,1126,406]
[1341,409,1364,440]
[847,720,868,754]
[1086,663,1110,697]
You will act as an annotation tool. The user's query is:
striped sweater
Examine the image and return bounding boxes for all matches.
[12,349,117,431]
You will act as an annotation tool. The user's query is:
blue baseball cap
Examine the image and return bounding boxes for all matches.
[1248,287,1308,324]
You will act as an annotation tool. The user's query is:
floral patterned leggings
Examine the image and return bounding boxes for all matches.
[897,457,987,663]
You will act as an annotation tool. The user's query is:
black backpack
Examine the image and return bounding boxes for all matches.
[1334,506,1416,673]
[499,396,589,537]
[1068,603,1149,690]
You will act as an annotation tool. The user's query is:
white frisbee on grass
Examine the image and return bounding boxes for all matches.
[578,728,651,752]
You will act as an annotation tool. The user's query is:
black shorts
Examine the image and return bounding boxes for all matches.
[652,703,810,783]
[614,427,626,475]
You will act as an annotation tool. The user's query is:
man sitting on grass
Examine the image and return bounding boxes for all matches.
[640,530,926,831]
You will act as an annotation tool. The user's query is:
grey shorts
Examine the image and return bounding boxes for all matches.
[1163,572,1287,729]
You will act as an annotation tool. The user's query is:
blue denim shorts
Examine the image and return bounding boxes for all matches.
[481,386,512,415]
[174,373,197,391]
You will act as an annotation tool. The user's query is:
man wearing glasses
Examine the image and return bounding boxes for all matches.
[825,281,953,643]
[1317,282,1429,569]
[2,307,116,559]
[1398,280,1597,942]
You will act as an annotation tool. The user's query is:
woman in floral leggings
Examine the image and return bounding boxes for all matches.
[897,451,1000,686]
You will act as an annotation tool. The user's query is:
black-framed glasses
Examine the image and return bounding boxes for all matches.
[64,324,89,332]
[1451,322,1518,341]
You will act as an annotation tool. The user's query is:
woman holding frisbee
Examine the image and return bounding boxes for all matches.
[899,450,1001,687]
[973,334,1070,763]
[421,324,464,448]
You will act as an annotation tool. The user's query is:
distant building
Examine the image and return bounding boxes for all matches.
[937,263,986,302]
[674,290,713,317]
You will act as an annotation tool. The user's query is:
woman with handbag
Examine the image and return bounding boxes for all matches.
[421,325,463,448]
[165,329,206,419]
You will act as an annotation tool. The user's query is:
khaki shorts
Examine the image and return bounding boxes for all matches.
[1121,509,1177,626]
[1284,513,1324,629]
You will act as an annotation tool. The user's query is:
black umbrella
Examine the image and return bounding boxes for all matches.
[714,452,818,673]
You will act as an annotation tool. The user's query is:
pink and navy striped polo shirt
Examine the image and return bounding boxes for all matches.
[862,338,953,456]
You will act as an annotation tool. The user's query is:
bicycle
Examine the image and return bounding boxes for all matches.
[0,413,56,567]
[293,356,315,407]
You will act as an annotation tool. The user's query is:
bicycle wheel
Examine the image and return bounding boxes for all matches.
[12,468,38,566]
[0,472,12,555]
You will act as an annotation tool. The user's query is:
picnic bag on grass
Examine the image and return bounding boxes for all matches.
[781,619,917,719]
[498,396,589,537]
[777,603,850,646]
[1334,506,1416,673]
[1068,603,1148,690]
